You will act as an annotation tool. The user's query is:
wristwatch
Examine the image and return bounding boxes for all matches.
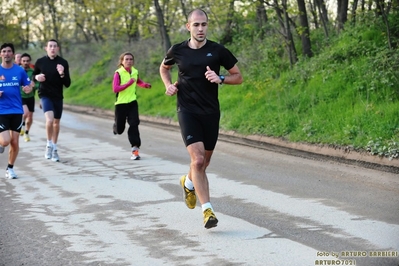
[219,75,225,84]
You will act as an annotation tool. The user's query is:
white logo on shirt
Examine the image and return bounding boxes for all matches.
[207,53,212,57]
[12,76,18,81]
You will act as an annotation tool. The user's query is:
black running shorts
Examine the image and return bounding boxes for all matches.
[178,111,220,150]
[22,96,35,112]
[0,114,23,133]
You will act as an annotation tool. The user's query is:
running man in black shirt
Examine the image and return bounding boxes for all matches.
[33,39,71,162]
[159,9,243,229]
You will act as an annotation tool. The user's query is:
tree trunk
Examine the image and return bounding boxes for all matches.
[316,0,329,37]
[256,0,268,38]
[351,0,359,25]
[337,0,349,32]
[154,0,171,53]
[319,0,329,23]
[22,1,30,49]
[376,0,393,49]
[309,0,319,29]
[45,0,62,55]
[375,0,384,16]
[123,0,140,44]
[180,0,188,21]
[220,0,236,45]
[279,0,298,65]
[297,0,313,57]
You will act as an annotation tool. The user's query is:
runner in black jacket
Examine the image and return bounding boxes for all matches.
[32,39,71,162]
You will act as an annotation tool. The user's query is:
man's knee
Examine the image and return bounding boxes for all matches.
[191,155,206,170]
[0,139,10,146]
[45,115,54,123]
[0,132,11,146]
[10,135,19,148]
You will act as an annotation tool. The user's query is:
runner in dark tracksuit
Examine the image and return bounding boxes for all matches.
[32,39,71,162]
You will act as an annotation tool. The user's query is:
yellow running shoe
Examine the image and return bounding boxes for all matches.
[203,208,218,229]
[24,133,30,142]
[20,128,25,136]
[180,175,196,209]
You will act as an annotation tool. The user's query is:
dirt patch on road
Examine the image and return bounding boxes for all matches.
[64,104,399,174]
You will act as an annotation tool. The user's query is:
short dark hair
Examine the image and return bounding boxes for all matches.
[187,9,208,22]
[47,39,59,46]
[21,53,31,60]
[0,43,15,54]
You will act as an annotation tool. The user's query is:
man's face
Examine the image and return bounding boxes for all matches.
[45,41,59,57]
[1,47,14,63]
[21,56,31,69]
[186,12,208,42]
[15,53,21,64]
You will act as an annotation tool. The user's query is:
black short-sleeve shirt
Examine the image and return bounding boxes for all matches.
[163,40,238,115]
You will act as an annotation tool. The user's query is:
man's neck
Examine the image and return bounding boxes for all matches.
[1,62,13,69]
[188,38,207,49]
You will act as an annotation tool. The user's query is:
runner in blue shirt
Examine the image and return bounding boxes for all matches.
[0,43,33,179]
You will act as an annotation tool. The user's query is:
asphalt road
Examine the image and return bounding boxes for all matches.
[0,109,398,266]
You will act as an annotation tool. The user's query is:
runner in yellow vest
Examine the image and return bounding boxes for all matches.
[112,52,151,160]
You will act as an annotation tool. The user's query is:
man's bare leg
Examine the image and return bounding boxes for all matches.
[44,111,54,159]
[8,131,19,165]
[45,111,55,141]
[187,142,212,204]
[187,142,218,228]
[52,118,60,145]
[6,131,20,178]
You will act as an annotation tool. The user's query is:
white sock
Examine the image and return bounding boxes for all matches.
[132,146,139,151]
[202,202,213,212]
[47,140,53,147]
[53,143,57,150]
[184,175,194,190]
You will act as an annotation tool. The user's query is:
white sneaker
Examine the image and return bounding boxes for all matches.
[45,145,53,159]
[5,168,17,179]
[0,145,4,154]
[131,149,140,160]
[51,150,60,162]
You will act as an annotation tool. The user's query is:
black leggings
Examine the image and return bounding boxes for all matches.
[114,101,141,147]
